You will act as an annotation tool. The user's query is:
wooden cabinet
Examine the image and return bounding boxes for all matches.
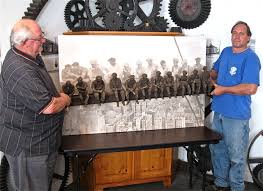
[134,149,173,187]
[75,148,173,191]
[94,151,133,184]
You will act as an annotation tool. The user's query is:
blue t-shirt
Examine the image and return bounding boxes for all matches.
[212,47,261,120]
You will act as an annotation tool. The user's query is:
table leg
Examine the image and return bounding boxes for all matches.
[76,154,80,191]
[202,155,207,191]
[188,146,193,188]
[59,154,70,191]
[201,145,208,191]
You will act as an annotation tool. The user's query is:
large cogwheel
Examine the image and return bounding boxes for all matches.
[123,0,163,31]
[85,0,138,31]
[169,0,211,29]
[64,0,88,31]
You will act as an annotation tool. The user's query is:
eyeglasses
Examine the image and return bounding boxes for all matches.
[27,32,46,42]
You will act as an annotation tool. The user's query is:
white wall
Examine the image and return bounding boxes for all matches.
[0,0,263,180]
[0,0,31,64]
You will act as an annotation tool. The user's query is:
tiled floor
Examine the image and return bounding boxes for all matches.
[105,170,261,191]
[55,162,262,191]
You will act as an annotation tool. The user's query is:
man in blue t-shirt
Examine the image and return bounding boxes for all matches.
[209,21,261,191]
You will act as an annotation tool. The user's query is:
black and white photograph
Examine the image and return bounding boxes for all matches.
[58,35,206,135]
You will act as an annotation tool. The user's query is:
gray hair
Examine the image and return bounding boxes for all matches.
[10,25,33,46]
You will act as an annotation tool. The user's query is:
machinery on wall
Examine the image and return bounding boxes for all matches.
[23,0,49,20]
[22,0,58,55]
[64,0,211,32]
[22,0,211,32]
[64,0,88,31]
[64,0,169,32]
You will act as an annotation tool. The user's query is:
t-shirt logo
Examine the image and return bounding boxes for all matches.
[229,67,237,76]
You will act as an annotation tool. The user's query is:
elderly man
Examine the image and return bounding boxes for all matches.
[0,19,70,191]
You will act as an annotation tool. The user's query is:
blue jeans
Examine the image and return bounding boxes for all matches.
[210,112,249,191]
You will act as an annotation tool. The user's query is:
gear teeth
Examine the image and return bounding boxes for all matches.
[129,0,165,31]
[85,0,106,31]
[169,0,211,29]
[64,0,88,31]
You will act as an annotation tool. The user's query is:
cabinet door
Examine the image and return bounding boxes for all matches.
[134,148,172,179]
[94,151,133,184]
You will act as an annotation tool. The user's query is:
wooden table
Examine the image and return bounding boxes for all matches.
[60,126,221,191]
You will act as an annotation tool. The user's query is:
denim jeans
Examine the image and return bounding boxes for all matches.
[210,112,249,191]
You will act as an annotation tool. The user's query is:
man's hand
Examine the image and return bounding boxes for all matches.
[60,92,71,106]
[210,83,224,95]
[41,93,71,114]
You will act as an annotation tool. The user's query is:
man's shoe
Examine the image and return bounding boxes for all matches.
[216,186,230,191]
[207,184,230,191]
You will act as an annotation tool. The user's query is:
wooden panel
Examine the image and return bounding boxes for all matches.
[134,148,172,179]
[93,151,133,184]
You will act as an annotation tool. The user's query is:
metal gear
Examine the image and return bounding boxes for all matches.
[128,16,168,32]
[123,18,136,31]
[85,0,106,30]
[169,0,211,29]
[136,0,162,20]
[143,16,168,32]
[96,0,136,19]
[120,0,135,15]
[23,0,48,20]
[123,0,163,31]
[64,0,88,31]
[154,16,169,32]
[103,12,124,30]
[253,163,263,189]
[85,0,138,31]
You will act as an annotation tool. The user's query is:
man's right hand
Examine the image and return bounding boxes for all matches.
[41,93,71,114]
[60,92,71,106]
